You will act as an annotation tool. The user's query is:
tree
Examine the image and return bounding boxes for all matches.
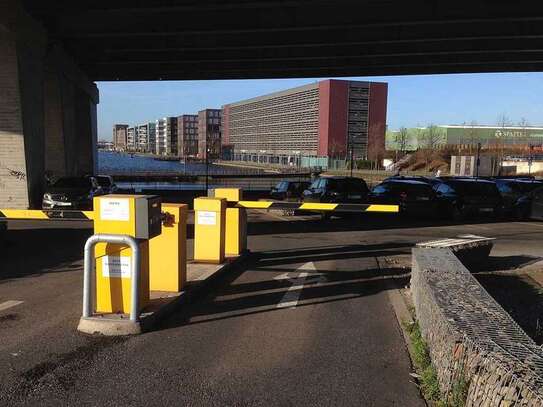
[420,124,444,170]
[395,126,409,154]
[519,117,529,147]
[466,120,479,152]
[422,124,444,150]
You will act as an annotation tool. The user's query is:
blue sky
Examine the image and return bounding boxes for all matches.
[97,73,543,140]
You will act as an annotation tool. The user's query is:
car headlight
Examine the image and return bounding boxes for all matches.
[43,193,52,200]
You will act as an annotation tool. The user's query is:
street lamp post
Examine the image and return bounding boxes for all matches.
[350,144,354,177]
[528,144,534,175]
[205,146,210,194]
[475,142,481,179]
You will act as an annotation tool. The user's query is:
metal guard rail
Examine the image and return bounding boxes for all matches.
[83,234,140,322]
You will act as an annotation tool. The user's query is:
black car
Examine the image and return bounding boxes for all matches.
[42,176,104,210]
[0,221,6,246]
[511,185,543,220]
[433,178,503,218]
[303,176,369,203]
[302,176,369,219]
[270,180,311,201]
[368,180,439,217]
[494,178,543,215]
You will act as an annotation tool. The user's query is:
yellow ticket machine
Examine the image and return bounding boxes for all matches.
[149,203,188,292]
[93,195,162,314]
[193,197,226,264]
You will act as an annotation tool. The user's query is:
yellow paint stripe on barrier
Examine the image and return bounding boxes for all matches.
[298,203,339,211]
[365,204,399,213]
[236,201,274,209]
[0,210,49,219]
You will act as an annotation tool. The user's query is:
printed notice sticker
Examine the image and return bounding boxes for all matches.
[100,198,129,221]
[102,256,131,278]
[197,211,217,225]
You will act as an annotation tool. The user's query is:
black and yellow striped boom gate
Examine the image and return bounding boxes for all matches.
[0,202,398,221]
[230,201,399,213]
[0,209,94,221]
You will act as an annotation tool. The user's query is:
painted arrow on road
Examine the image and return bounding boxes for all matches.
[273,262,326,309]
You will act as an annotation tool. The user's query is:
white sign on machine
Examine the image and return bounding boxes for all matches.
[100,198,129,221]
[197,211,217,225]
[102,256,131,278]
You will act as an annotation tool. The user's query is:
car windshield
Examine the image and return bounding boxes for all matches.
[513,182,543,194]
[448,181,498,196]
[274,181,289,191]
[52,177,90,188]
[390,183,433,196]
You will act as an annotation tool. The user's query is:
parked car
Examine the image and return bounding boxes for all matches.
[42,176,104,210]
[494,178,543,215]
[302,176,369,219]
[368,179,439,217]
[303,176,369,203]
[0,221,6,246]
[510,185,543,220]
[270,180,310,201]
[433,178,503,219]
[95,175,119,194]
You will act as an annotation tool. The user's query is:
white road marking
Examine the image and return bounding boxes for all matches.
[0,300,23,312]
[275,261,316,309]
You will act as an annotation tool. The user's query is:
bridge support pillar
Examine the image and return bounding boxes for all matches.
[0,0,99,209]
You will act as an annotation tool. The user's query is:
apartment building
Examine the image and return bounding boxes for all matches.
[126,126,137,151]
[112,124,129,150]
[222,79,387,165]
[147,122,157,154]
[177,115,199,158]
[198,109,222,159]
[136,124,149,152]
[155,117,178,156]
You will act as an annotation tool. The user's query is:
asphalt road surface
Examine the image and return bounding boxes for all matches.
[2,212,543,406]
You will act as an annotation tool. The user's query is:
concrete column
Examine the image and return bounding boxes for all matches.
[0,1,99,208]
[0,32,30,207]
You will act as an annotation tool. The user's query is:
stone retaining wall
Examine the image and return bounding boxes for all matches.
[411,248,543,406]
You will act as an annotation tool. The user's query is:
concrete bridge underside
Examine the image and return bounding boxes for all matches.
[3,0,543,208]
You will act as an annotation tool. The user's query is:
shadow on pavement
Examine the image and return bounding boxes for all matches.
[475,272,543,345]
[481,255,542,272]
[158,243,411,331]
[246,213,514,236]
[0,228,92,282]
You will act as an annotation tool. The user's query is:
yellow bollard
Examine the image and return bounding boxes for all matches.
[92,195,162,314]
[213,188,247,256]
[149,203,188,292]
[193,197,226,264]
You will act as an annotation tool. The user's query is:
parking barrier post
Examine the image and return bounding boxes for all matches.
[213,188,247,256]
[92,195,161,314]
[149,203,188,292]
[193,197,226,264]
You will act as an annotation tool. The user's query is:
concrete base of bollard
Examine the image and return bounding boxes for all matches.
[77,251,251,336]
[77,316,142,336]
